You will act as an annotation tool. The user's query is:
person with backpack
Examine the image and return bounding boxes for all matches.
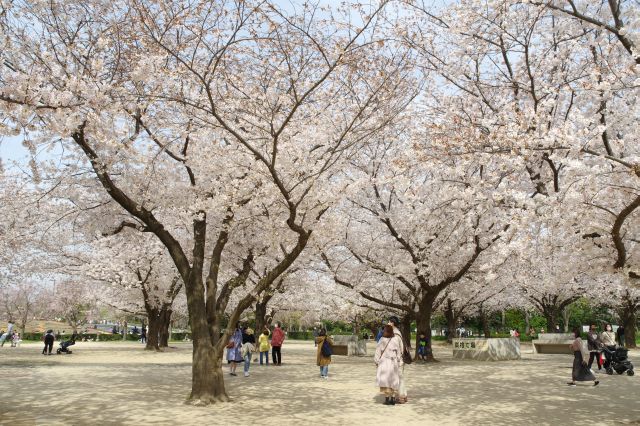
[375,325,403,405]
[42,330,55,355]
[315,328,333,379]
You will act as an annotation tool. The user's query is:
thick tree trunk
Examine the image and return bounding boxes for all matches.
[255,301,268,336]
[158,308,172,348]
[189,335,229,405]
[146,309,160,351]
[400,315,412,350]
[543,309,558,333]
[416,303,437,362]
[619,299,637,349]
[479,308,490,338]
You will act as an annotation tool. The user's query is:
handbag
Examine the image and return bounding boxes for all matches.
[402,346,413,364]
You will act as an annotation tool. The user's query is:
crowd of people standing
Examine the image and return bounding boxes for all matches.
[226,322,286,377]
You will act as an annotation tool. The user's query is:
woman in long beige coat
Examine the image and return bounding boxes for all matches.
[316,329,333,379]
[374,325,403,405]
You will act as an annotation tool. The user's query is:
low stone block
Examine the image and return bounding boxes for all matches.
[452,338,521,361]
[331,335,367,356]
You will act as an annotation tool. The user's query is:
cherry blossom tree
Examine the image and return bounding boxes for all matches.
[0,0,414,403]
[321,134,517,360]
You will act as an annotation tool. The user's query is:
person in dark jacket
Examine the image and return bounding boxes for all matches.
[42,330,55,355]
[617,325,625,347]
[586,324,602,370]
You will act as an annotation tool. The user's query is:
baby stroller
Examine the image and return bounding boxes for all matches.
[603,346,634,376]
[57,334,77,355]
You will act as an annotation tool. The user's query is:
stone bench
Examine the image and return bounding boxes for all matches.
[452,338,521,361]
[532,333,574,354]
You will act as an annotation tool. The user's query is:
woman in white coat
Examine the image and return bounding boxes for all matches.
[374,325,403,405]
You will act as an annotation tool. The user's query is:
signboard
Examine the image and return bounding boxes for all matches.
[453,339,488,351]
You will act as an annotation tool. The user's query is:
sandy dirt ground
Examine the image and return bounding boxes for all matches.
[0,339,639,425]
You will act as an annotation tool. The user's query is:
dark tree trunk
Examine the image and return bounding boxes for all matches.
[479,308,490,338]
[618,296,638,349]
[158,308,172,348]
[400,314,412,350]
[543,309,558,333]
[189,331,229,404]
[255,300,268,336]
[146,308,160,351]
[415,298,437,362]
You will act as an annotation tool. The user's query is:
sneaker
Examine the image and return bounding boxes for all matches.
[230,372,237,376]
[567,382,576,386]
[594,381,599,386]
[244,372,249,377]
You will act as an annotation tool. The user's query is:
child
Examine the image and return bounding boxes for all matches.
[258,329,270,365]
[417,332,428,361]
[11,332,21,347]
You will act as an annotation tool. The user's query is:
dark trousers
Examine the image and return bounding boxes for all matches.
[587,351,601,369]
[43,341,53,354]
[272,346,282,365]
[141,335,146,343]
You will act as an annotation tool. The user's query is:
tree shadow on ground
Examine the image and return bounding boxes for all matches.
[0,341,639,425]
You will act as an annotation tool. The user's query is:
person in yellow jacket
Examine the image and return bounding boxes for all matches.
[258,329,270,365]
[316,329,333,379]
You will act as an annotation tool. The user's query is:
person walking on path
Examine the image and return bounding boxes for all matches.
[586,324,602,371]
[600,324,617,370]
[374,325,403,405]
[258,329,270,365]
[226,324,244,376]
[241,327,256,377]
[617,325,625,347]
[0,319,14,347]
[271,322,285,366]
[568,328,599,386]
[42,330,55,355]
[140,325,147,344]
[316,329,333,379]
[388,316,408,403]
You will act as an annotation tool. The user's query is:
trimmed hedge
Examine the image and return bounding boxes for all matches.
[287,331,314,340]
